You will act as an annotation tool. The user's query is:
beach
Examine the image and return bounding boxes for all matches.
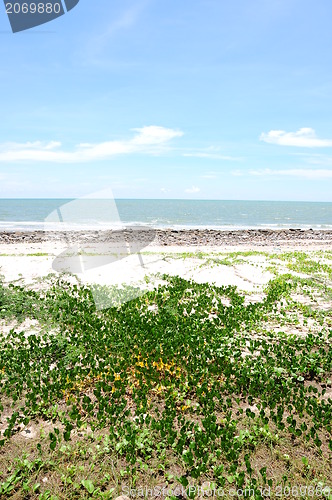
[1,229,332,494]
[0,228,330,300]
[2,0,332,493]
[0,229,331,289]
[0,228,331,311]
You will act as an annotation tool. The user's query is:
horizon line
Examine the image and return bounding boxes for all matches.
[0,198,331,204]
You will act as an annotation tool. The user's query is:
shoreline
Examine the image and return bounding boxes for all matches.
[0,228,332,248]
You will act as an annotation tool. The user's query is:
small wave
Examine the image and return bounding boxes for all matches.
[1,221,332,231]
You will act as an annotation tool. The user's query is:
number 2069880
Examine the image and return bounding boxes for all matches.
[6,3,62,14]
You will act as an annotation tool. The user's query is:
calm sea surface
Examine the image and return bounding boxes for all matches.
[0,199,331,230]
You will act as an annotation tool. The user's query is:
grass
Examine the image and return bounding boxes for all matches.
[0,252,331,499]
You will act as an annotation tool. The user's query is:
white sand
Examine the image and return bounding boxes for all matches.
[0,241,273,292]
[1,239,331,339]
[0,238,329,310]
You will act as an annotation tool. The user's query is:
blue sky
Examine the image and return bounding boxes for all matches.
[1,0,332,200]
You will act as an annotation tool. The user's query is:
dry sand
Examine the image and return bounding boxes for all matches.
[0,229,330,295]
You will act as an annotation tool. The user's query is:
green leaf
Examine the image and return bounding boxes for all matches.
[33,483,41,492]
[81,479,95,494]
[178,476,188,487]
[64,431,71,442]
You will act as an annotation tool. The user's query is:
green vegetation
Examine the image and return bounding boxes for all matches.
[269,251,332,278]
[0,253,332,499]
[0,253,50,257]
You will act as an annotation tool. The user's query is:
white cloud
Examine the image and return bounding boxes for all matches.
[260,128,332,148]
[200,174,217,179]
[248,168,332,179]
[183,152,239,160]
[131,126,183,145]
[0,141,61,151]
[185,186,200,193]
[0,126,183,163]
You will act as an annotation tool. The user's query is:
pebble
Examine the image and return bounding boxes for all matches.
[0,229,331,247]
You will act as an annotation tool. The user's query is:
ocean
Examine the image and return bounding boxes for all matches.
[0,199,331,231]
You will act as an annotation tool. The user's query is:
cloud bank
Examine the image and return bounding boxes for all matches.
[0,126,183,163]
[260,128,332,148]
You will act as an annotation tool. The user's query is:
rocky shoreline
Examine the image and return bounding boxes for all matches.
[0,228,331,247]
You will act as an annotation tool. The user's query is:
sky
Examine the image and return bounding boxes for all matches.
[1,0,332,201]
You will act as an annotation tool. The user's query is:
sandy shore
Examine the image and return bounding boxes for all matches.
[0,229,330,302]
